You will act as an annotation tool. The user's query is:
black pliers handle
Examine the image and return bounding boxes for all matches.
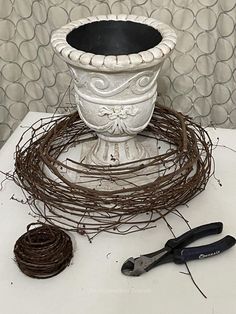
[121,222,236,276]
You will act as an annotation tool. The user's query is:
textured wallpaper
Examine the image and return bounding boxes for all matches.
[0,0,236,147]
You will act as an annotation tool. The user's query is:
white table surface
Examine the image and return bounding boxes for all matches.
[0,112,236,314]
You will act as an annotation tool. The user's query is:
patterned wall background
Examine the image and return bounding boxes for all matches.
[0,0,236,147]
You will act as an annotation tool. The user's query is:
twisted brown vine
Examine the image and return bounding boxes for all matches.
[12,104,212,240]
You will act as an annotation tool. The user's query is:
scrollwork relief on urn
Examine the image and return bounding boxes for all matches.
[51,15,176,165]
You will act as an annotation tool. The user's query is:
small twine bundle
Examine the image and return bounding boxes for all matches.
[14,223,73,278]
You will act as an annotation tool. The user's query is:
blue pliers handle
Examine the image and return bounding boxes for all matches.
[121,222,236,276]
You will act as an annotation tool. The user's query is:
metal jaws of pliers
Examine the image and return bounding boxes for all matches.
[121,222,236,277]
[121,248,172,276]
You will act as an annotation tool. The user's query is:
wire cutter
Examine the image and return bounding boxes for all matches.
[121,222,236,276]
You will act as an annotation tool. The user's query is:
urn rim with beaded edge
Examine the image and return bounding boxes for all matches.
[51,14,177,73]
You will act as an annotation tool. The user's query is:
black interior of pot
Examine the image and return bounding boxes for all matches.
[66,21,162,55]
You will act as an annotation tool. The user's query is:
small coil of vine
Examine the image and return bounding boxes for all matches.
[14,223,73,278]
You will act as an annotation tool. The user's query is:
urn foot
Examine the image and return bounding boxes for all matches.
[85,136,149,166]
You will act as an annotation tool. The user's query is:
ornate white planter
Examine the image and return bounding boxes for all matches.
[51,15,176,166]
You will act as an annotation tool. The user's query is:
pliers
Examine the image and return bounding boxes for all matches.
[121,222,236,276]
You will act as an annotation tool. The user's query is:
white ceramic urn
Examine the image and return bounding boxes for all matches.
[51,15,176,166]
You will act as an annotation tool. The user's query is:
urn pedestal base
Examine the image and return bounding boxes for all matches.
[85,135,149,166]
[53,132,159,191]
